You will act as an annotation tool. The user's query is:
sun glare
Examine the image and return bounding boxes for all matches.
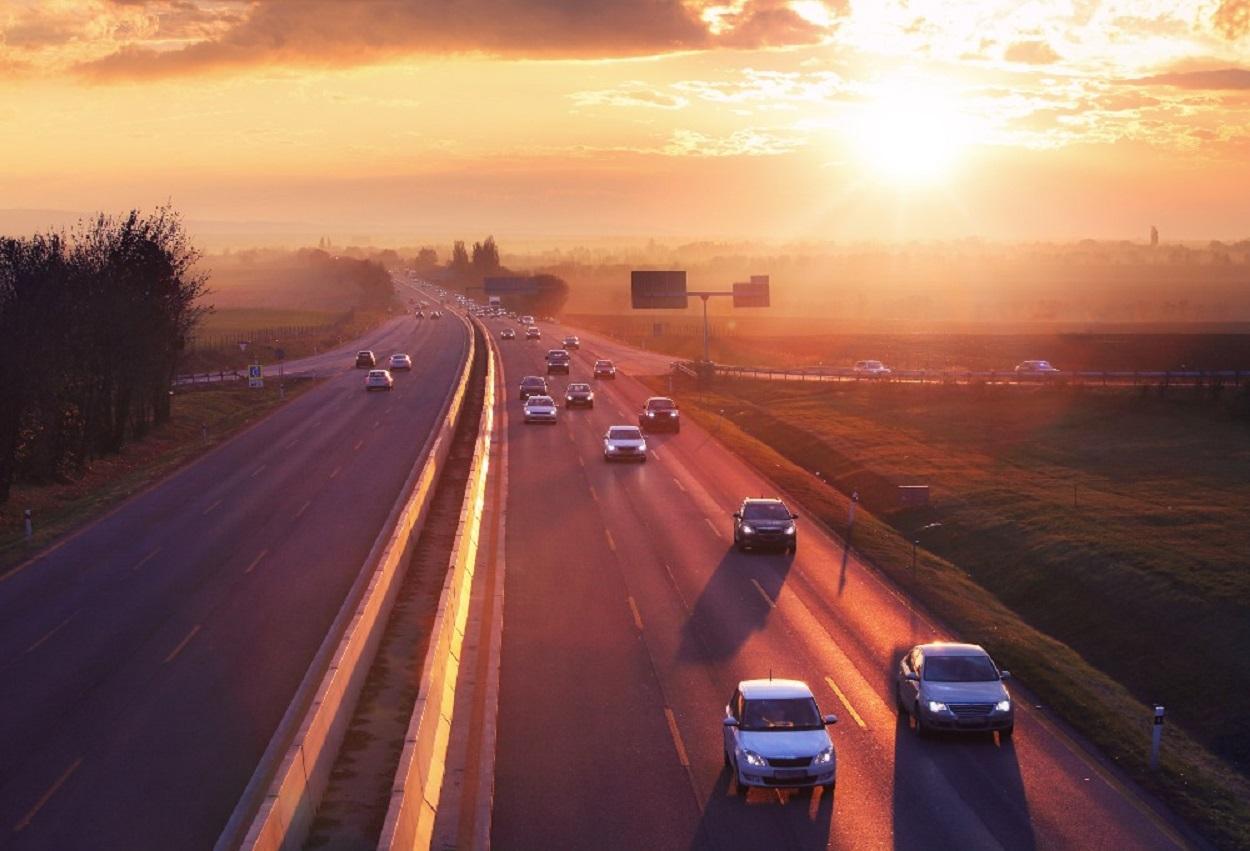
[847,81,972,187]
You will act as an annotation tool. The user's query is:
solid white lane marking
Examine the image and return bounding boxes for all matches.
[26,612,77,654]
[750,578,775,609]
[664,708,691,767]
[824,675,868,729]
[627,596,644,631]
[14,758,82,832]
[164,624,202,664]
[295,500,311,518]
[704,517,723,539]
[250,464,266,478]
[132,547,161,572]
[244,549,269,574]
[202,499,222,516]
[672,477,686,493]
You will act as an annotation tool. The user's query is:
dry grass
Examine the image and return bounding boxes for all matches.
[0,378,318,572]
[643,374,1250,850]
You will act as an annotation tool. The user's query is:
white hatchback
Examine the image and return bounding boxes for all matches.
[853,359,891,379]
[364,369,394,391]
[603,425,646,462]
[523,395,558,424]
[389,353,413,371]
[723,679,838,795]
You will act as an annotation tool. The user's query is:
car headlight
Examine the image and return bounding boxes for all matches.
[813,747,834,766]
[743,750,767,768]
[995,699,1012,713]
[784,523,796,535]
[740,524,754,534]
[606,445,618,452]
[927,700,949,714]
[647,411,656,417]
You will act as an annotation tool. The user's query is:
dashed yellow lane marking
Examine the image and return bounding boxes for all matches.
[14,758,82,832]
[704,518,723,539]
[164,624,202,664]
[750,578,775,609]
[244,549,269,574]
[824,675,868,729]
[605,530,617,551]
[26,612,77,654]
[202,499,222,516]
[132,547,161,572]
[250,464,266,478]
[627,596,644,631]
[295,500,311,519]
[664,708,691,767]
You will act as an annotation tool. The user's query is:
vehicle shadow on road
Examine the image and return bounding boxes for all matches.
[691,766,835,850]
[677,549,795,664]
[888,647,1036,851]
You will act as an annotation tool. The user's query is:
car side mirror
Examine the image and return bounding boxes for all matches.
[999,670,1011,681]
[904,672,919,682]
[823,714,838,726]
[723,716,739,727]
[732,512,741,519]
[790,513,799,520]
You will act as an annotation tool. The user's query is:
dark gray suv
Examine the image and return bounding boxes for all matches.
[518,375,548,400]
[732,498,798,553]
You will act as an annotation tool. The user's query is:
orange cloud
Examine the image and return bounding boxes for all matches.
[1213,0,1250,40]
[74,0,838,80]
[1128,67,1250,89]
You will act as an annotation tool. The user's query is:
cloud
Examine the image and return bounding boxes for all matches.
[71,0,838,80]
[1127,67,1250,89]
[1213,0,1250,39]
[1003,40,1060,65]
[570,84,689,111]
[662,127,806,157]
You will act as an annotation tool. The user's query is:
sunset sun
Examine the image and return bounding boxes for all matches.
[848,81,971,186]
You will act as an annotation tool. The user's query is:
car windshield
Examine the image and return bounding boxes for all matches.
[742,503,790,521]
[608,428,641,440]
[924,655,1000,682]
[569,385,590,392]
[522,378,544,387]
[648,399,675,410]
[597,361,612,367]
[740,697,822,731]
[527,397,553,406]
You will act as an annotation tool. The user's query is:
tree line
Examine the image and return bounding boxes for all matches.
[0,208,207,503]
[415,235,569,316]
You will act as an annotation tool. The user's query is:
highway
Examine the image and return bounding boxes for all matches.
[487,316,1195,850]
[0,308,469,849]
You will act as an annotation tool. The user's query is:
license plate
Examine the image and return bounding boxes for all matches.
[775,769,807,780]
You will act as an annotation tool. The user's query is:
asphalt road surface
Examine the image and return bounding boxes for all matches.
[489,316,1196,851]
[0,308,469,849]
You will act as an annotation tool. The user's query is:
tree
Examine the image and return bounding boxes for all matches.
[414,247,438,269]
[472,235,501,274]
[450,240,470,273]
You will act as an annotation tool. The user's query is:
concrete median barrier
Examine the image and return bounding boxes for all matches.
[217,313,477,851]
[378,318,499,851]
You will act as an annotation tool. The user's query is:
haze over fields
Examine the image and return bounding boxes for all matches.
[3,0,1250,244]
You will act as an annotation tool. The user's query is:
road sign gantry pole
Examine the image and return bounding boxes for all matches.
[688,290,734,364]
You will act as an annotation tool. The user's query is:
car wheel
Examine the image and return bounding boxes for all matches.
[723,749,731,768]
[588,402,594,409]
[914,703,930,737]
[736,765,750,797]
[1000,724,1014,740]
[895,684,907,713]
[823,781,836,792]
[736,538,747,553]
[788,543,797,554]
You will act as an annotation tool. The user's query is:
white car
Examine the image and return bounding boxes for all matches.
[523,395,558,424]
[723,679,838,795]
[1014,359,1060,378]
[389,353,413,371]
[526,326,542,340]
[603,425,647,462]
[853,359,892,379]
[364,369,394,391]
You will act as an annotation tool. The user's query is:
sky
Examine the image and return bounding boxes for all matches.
[2,0,1249,242]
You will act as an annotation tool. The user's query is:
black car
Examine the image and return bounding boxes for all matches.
[546,349,571,374]
[565,383,594,408]
[732,498,798,553]
[639,396,680,432]
[519,375,548,400]
[594,359,616,379]
[562,335,580,350]
[414,310,424,318]
[355,350,376,368]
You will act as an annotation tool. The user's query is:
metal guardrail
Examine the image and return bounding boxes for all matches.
[173,370,243,386]
[700,363,1248,386]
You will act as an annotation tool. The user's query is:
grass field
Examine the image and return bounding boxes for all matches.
[195,307,343,336]
[645,373,1250,848]
[0,378,317,574]
[569,313,1250,372]
[180,308,393,373]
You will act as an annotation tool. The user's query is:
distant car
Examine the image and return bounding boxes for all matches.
[520,314,535,326]
[355,350,376,368]
[639,396,680,432]
[853,359,892,379]
[389,353,413,371]
[414,310,424,318]
[518,375,548,400]
[733,498,798,553]
[723,679,837,794]
[526,326,542,340]
[546,348,571,374]
[562,335,580,350]
[1014,359,1060,379]
[364,369,394,391]
[565,383,594,408]
[603,425,646,462]
[594,359,617,379]
[897,643,1014,737]
[430,310,442,319]
[500,328,516,340]
[523,395,558,424]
